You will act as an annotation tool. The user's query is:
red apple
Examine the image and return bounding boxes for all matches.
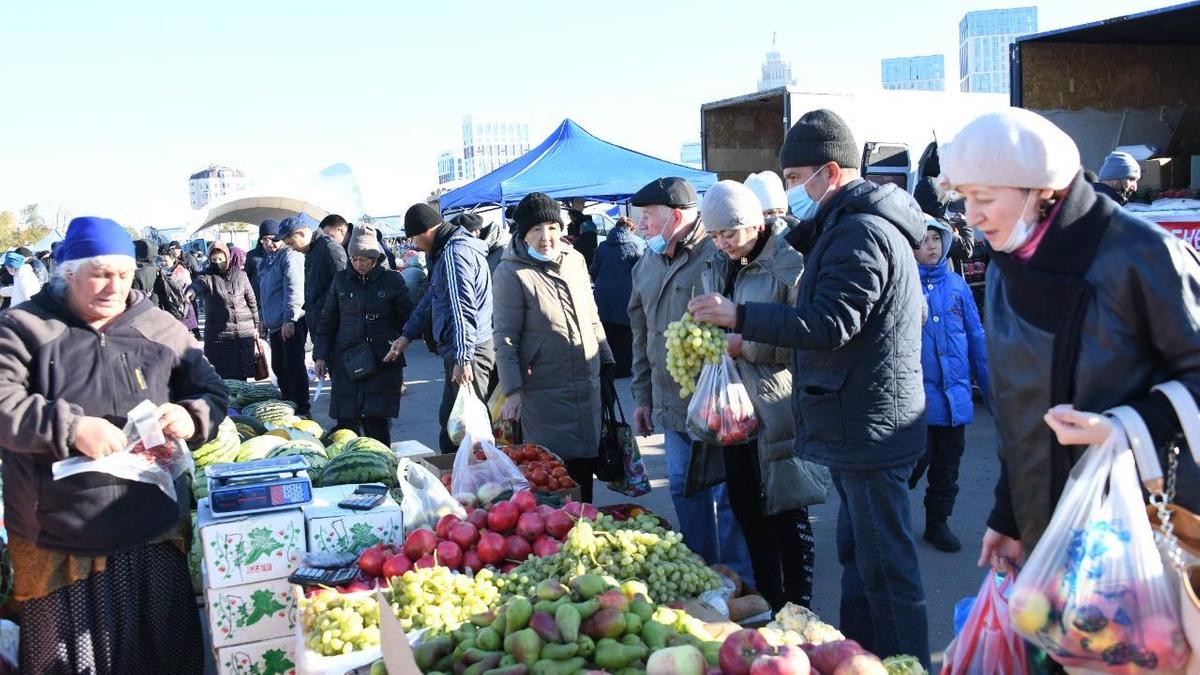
[532,535,561,557]
[544,509,573,540]
[436,540,463,570]
[831,654,886,675]
[535,504,557,520]
[750,646,811,675]
[720,629,771,675]
[807,640,867,675]
[462,549,484,574]
[581,503,599,520]
[477,531,506,565]
[381,553,412,579]
[511,490,537,513]
[500,562,518,573]
[357,544,387,578]
[449,521,479,549]
[435,514,459,539]
[467,508,489,531]
[516,512,545,542]
[402,528,437,561]
[563,501,584,519]
[415,554,436,569]
[503,534,531,562]
[487,501,520,534]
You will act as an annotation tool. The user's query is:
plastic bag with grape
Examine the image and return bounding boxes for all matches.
[685,354,759,446]
[51,399,193,502]
[1008,420,1190,673]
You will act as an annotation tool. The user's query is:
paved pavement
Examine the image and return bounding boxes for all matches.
[299,344,998,662]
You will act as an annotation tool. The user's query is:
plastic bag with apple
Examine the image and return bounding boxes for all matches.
[448,436,528,506]
[686,354,759,447]
[396,458,465,532]
[1008,421,1190,673]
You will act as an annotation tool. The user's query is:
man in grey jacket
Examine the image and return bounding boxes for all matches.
[689,110,930,667]
[257,227,309,415]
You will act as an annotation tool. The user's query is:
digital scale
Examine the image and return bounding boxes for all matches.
[207,456,314,518]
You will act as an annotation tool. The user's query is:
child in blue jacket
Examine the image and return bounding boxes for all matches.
[911,218,989,553]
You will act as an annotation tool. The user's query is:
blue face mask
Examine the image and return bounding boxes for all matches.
[644,208,676,255]
[527,245,556,262]
[786,167,828,222]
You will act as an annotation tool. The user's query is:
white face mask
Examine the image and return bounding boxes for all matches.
[995,191,1038,253]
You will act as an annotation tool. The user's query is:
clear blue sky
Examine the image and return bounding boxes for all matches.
[0,0,1177,228]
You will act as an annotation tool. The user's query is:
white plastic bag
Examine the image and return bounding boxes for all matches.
[51,400,193,502]
[395,458,465,533]
[686,354,759,446]
[446,386,491,446]
[449,436,528,505]
[1008,422,1190,673]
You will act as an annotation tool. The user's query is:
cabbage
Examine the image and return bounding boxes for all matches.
[883,655,927,675]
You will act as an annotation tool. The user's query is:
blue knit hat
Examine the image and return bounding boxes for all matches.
[54,217,135,263]
[1098,151,1141,181]
[3,252,24,269]
[258,218,281,239]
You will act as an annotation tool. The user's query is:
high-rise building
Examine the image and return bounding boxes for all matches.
[437,150,465,185]
[461,114,532,180]
[757,33,796,91]
[188,164,247,210]
[680,142,702,169]
[882,55,946,91]
[959,7,1038,94]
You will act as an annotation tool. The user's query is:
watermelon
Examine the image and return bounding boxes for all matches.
[339,437,397,471]
[230,415,267,437]
[236,435,287,462]
[193,419,241,469]
[316,451,395,487]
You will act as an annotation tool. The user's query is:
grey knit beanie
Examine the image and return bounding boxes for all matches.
[702,181,766,231]
[348,224,384,260]
[779,109,860,171]
[1098,151,1141,181]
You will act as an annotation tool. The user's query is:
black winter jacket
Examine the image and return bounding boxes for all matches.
[738,179,927,470]
[132,240,166,309]
[303,230,348,320]
[192,264,259,380]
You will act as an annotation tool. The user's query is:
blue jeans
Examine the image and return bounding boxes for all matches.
[831,464,930,668]
[663,430,755,587]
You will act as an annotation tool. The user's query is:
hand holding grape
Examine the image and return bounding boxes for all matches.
[664,312,726,397]
[686,292,738,328]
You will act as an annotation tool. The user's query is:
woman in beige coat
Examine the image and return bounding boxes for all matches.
[494,192,614,502]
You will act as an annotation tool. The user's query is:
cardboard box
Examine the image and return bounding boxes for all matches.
[206,576,298,648]
[197,499,305,590]
[1141,158,1174,191]
[214,635,297,675]
[302,485,403,555]
[389,439,435,461]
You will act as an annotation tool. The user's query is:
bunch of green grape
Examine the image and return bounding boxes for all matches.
[300,591,381,656]
[384,565,501,633]
[665,312,726,397]
[498,513,722,603]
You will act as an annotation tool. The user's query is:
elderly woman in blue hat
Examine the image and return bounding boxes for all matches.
[0,217,227,673]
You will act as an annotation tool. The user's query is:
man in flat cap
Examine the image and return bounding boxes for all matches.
[627,176,755,586]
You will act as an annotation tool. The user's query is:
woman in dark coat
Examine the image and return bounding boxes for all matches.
[589,217,643,378]
[313,225,413,445]
[189,241,259,380]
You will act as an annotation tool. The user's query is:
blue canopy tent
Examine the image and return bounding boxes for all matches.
[438,119,718,211]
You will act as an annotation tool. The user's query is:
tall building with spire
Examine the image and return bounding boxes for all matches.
[757,33,796,91]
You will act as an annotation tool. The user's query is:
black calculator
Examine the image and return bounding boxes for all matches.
[338,484,388,510]
[288,565,358,587]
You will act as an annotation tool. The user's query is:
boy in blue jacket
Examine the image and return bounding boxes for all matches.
[911,218,989,552]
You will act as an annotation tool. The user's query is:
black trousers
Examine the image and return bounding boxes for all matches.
[269,317,310,415]
[335,417,392,446]
[565,457,597,504]
[909,424,967,521]
[438,340,497,454]
[602,322,633,379]
[722,443,815,612]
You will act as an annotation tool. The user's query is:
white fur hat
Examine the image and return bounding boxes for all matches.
[743,171,788,212]
[701,180,766,231]
[940,107,1080,191]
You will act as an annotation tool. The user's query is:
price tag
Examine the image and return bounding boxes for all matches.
[128,399,165,449]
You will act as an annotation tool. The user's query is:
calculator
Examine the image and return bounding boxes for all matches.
[288,565,358,587]
[338,484,388,510]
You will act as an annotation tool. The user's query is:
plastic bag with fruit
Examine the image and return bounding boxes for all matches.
[1008,418,1190,673]
[942,573,1029,675]
[51,399,193,502]
[446,385,492,446]
[396,458,465,532]
[449,436,528,506]
[685,354,759,447]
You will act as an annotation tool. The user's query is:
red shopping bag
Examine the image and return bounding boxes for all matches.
[942,574,1029,675]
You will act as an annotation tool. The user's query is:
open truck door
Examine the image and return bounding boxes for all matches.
[862,142,912,191]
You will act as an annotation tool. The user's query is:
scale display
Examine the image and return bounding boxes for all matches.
[208,456,313,517]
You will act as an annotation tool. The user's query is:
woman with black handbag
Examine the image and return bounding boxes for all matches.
[313,225,413,445]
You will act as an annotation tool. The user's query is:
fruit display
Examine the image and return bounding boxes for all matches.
[497,511,724,604]
[224,379,283,408]
[665,312,726,397]
[299,588,381,656]
[384,564,502,633]
[500,444,579,494]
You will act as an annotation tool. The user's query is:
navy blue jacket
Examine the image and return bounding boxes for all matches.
[589,227,644,326]
[738,180,927,470]
[402,228,493,364]
[920,220,989,428]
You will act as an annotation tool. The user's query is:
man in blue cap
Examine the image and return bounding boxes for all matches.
[279,213,347,324]
[257,221,308,414]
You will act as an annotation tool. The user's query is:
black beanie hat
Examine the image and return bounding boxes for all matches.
[451,213,484,231]
[779,108,860,171]
[512,192,563,238]
[404,203,443,237]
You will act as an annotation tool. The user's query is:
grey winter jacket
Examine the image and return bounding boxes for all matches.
[629,221,718,432]
[0,287,227,555]
[480,222,510,273]
[493,240,613,460]
[739,180,927,471]
[701,231,831,514]
[303,230,348,320]
[258,247,305,331]
[402,228,494,364]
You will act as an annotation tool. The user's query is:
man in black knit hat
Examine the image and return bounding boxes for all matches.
[386,203,495,453]
[688,108,931,667]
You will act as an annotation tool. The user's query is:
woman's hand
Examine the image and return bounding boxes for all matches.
[978,527,1023,574]
[383,337,409,363]
[156,403,196,441]
[500,392,523,421]
[1043,404,1113,446]
[75,416,127,459]
[727,334,744,359]
[633,405,654,436]
[686,293,738,328]
[313,359,327,379]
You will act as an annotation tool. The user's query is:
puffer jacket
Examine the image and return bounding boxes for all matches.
[590,227,644,327]
[493,240,613,460]
[302,229,348,320]
[0,287,227,556]
[479,222,510,272]
[629,220,717,432]
[132,239,164,308]
[739,180,927,470]
[191,263,259,380]
[986,171,1200,549]
[920,220,989,428]
[700,230,830,514]
[313,264,413,420]
[402,226,493,364]
[257,247,305,331]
